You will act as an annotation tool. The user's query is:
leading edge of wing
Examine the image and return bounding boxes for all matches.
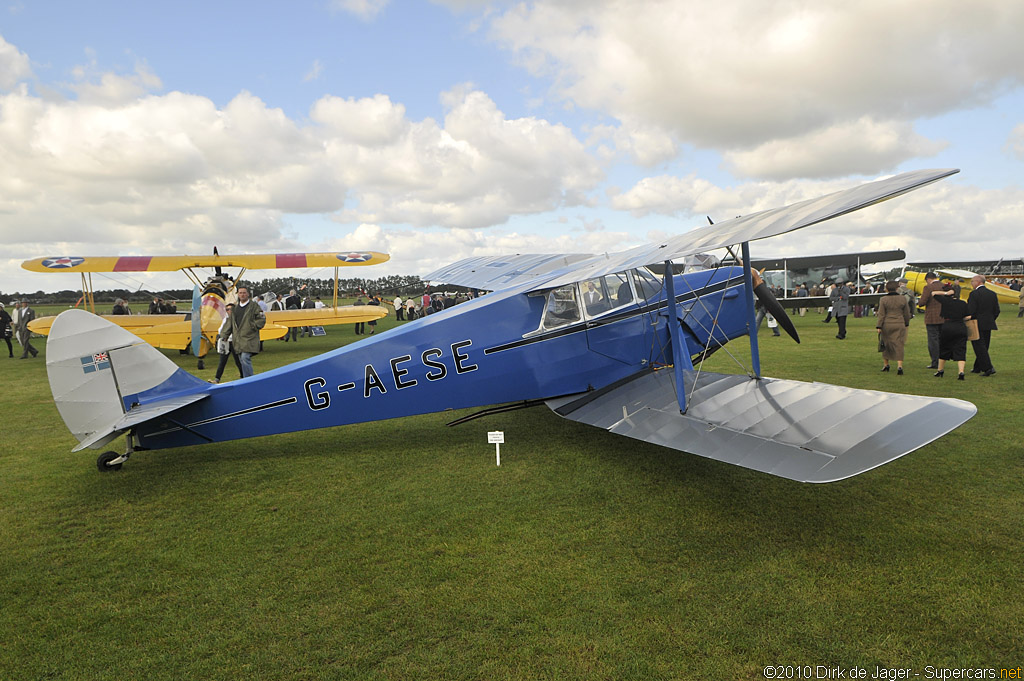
[22,251,390,273]
[547,369,976,483]
[422,253,596,291]
[535,168,959,291]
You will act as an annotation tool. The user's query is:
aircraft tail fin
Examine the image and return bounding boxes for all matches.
[46,309,210,451]
[546,369,976,483]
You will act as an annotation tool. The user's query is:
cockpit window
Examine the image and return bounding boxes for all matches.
[632,267,663,301]
[581,272,634,317]
[541,285,582,330]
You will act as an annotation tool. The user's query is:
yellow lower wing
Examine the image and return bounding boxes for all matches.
[906,271,1018,305]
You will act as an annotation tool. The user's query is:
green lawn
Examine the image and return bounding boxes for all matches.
[1,306,1021,680]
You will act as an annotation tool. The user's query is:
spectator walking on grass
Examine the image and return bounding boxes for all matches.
[967,274,999,376]
[932,284,970,381]
[17,300,38,359]
[918,272,945,369]
[876,280,911,375]
[354,296,366,335]
[829,281,851,339]
[212,303,244,384]
[229,287,265,378]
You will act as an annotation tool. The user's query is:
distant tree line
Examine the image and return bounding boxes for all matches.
[1,274,430,305]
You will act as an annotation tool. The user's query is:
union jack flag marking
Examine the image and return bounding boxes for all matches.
[339,253,372,263]
[81,352,111,373]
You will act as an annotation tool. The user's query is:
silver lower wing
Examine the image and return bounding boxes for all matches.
[546,370,976,483]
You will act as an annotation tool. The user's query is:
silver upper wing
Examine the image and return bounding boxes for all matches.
[423,168,957,293]
[422,253,595,291]
[538,168,957,289]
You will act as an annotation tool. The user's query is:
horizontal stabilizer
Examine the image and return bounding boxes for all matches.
[546,370,976,483]
[71,392,209,452]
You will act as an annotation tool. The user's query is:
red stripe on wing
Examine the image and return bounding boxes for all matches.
[276,254,308,268]
[113,256,154,271]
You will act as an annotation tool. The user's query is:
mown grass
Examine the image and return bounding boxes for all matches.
[1,305,1021,680]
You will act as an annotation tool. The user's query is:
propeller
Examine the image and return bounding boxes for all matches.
[190,284,204,368]
[751,268,800,344]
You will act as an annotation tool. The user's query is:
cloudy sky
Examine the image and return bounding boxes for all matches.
[2,0,1023,294]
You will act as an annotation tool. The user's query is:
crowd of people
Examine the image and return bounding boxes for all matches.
[759,272,1006,383]
[1,300,38,359]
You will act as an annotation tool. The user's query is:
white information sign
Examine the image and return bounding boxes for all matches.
[487,431,505,466]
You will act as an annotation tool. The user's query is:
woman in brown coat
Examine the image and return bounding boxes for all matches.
[876,280,911,374]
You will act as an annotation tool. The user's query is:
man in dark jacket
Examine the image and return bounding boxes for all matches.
[828,282,851,340]
[967,275,1000,376]
[17,300,38,359]
[918,272,945,368]
[283,288,301,342]
[229,286,265,378]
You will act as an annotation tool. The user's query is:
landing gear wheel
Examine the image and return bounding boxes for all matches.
[197,358,205,370]
[97,451,123,472]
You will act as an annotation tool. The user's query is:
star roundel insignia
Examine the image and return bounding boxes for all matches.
[41,256,85,269]
[339,253,372,263]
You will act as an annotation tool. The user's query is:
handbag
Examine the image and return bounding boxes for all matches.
[965,318,980,342]
[877,335,885,352]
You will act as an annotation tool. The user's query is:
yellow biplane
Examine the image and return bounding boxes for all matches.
[903,269,1018,306]
[23,251,390,365]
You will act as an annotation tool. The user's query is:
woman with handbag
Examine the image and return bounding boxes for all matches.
[876,280,911,374]
[933,284,971,380]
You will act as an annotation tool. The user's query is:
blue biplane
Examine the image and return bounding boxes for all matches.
[45,168,976,482]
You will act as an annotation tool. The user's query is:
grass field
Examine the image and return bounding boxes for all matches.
[2,304,1022,680]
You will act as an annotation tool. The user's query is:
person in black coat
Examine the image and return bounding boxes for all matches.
[0,302,13,358]
[933,284,971,380]
[967,275,999,376]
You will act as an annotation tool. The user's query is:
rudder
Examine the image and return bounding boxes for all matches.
[46,309,208,451]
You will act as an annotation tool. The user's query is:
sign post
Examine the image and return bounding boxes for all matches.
[487,431,505,466]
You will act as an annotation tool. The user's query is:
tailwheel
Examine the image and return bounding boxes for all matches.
[97,451,125,472]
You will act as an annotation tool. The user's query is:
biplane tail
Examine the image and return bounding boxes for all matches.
[547,369,977,483]
[46,309,210,452]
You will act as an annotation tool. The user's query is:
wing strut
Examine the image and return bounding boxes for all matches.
[663,260,694,413]
[740,242,762,378]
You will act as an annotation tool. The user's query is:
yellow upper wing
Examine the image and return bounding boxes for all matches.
[22,252,389,273]
[28,313,186,336]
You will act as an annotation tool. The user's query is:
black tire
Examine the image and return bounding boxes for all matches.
[97,451,123,472]
[197,358,205,370]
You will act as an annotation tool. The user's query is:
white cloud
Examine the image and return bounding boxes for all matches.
[303,59,323,83]
[1006,123,1024,160]
[0,41,604,293]
[331,0,390,21]
[69,57,162,105]
[724,118,948,179]
[311,93,409,146]
[0,34,33,89]
[588,120,678,167]
[324,86,603,228]
[485,0,1024,176]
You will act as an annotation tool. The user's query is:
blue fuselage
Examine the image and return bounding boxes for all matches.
[135,267,751,450]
